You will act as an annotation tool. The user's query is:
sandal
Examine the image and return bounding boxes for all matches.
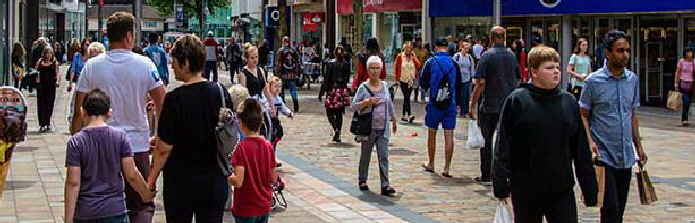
[358,181,369,191]
[442,172,453,178]
[381,186,396,197]
[421,164,434,173]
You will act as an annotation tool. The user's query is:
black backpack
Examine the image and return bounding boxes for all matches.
[432,60,455,110]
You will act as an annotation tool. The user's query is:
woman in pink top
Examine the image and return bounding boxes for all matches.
[675,47,694,126]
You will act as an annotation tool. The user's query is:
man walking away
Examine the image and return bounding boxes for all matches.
[144,33,169,86]
[275,36,303,112]
[469,26,520,185]
[493,46,598,222]
[579,30,648,223]
[420,37,462,178]
[203,31,221,82]
[259,39,270,70]
[70,12,166,222]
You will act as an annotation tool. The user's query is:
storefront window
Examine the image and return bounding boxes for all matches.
[685,18,695,50]
[1,0,7,86]
[545,19,560,50]
[572,18,591,49]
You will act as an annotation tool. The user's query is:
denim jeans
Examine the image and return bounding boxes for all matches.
[74,213,129,223]
[280,78,299,110]
[680,82,692,121]
[358,130,390,188]
[233,214,269,223]
[420,87,428,102]
[204,61,219,82]
[459,81,471,115]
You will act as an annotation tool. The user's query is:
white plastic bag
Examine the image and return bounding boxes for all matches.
[494,202,513,223]
[466,120,485,148]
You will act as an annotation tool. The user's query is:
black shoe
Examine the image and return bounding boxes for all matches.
[474,177,491,186]
[409,116,415,123]
[293,100,299,113]
[381,186,396,197]
[276,162,283,167]
[38,126,45,133]
[359,181,369,191]
[332,130,341,142]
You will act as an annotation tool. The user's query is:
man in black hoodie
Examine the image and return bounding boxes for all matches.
[492,46,598,223]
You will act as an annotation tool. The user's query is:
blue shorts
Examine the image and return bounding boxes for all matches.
[425,109,457,130]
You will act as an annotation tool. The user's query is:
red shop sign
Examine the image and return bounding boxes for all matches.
[302,12,324,31]
[337,0,422,13]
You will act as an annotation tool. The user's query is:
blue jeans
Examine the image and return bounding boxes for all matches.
[420,87,427,102]
[280,78,299,110]
[680,82,692,121]
[234,214,269,223]
[74,213,129,223]
[459,81,471,115]
[204,61,219,82]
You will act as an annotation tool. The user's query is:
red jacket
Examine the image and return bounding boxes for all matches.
[351,51,386,89]
[394,52,422,82]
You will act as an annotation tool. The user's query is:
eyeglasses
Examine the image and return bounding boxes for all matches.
[368,67,381,70]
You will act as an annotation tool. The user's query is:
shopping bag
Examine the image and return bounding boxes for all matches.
[466,120,485,148]
[494,202,513,223]
[666,91,682,111]
[636,164,658,205]
[595,165,605,207]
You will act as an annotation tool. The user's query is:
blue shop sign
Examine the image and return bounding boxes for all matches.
[430,0,695,17]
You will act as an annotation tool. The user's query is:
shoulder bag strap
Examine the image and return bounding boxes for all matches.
[217,83,227,109]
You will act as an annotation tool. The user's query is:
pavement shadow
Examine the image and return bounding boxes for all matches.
[13,146,39,153]
[325,142,355,148]
[428,174,475,187]
[5,180,38,190]
[357,191,400,205]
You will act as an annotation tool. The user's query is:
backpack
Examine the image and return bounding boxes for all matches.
[431,60,455,110]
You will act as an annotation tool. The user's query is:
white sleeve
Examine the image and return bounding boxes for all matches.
[75,62,91,93]
[146,60,164,91]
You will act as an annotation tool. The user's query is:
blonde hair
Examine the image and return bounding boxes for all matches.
[528,46,560,70]
[228,85,250,111]
[88,42,106,56]
[402,41,412,48]
[268,76,282,87]
[243,42,258,59]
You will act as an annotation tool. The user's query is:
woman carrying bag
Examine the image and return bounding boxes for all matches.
[675,47,695,126]
[322,46,351,142]
[394,41,421,123]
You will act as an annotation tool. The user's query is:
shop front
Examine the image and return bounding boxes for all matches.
[337,0,422,61]
[430,0,695,106]
[1,0,10,86]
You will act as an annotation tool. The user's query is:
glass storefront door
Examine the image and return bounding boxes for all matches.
[1,0,8,86]
[639,17,678,105]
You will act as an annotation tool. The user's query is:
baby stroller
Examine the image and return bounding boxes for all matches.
[302,61,321,89]
[270,138,287,211]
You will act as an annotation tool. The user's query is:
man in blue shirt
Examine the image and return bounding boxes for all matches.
[579,30,648,223]
[420,37,462,178]
[144,33,169,86]
[469,26,520,185]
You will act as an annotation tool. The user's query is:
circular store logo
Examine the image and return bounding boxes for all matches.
[540,0,560,8]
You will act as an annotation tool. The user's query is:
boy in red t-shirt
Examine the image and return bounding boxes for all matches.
[228,98,278,223]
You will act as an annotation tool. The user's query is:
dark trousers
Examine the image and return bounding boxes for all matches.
[326,108,344,131]
[599,163,632,223]
[163,173,228,223]
[204,61,219,82]
[679,82,692,121]
[124,152,151,221]
[37,79,57,127]
[512,188,578,223]
[280,79,299,112]
[478,112,500,181]
[459,81,471,115]
[400,82,413,116]
[234,214,269,223]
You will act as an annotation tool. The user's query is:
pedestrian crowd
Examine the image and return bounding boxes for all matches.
[3,10,665,223]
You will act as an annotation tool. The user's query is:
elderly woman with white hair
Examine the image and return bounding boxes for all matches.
[351,56,397,197]
[87,42,106,58]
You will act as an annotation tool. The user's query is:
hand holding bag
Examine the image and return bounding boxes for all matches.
[636,163,658,205]
[215,84,240,177]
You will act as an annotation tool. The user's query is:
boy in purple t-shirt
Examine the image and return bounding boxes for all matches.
[64,89,152,222]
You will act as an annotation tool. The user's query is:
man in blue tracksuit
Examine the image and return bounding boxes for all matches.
[144,33,169,86]
[420,37,462,178]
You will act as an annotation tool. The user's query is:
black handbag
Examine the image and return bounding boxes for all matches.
[214,83,239,177]
[350,83,374,136]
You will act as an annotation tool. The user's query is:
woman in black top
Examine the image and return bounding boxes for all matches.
[148,36,232,223]
[321,46,351,142]
[239,43,273,139]
[34,47,60,133]
[11,42,25,89]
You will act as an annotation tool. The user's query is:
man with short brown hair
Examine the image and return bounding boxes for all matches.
[71,11,166,222]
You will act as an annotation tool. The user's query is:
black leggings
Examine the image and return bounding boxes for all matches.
[400,82,413,116]
[37,77,57,127]
[326,108,344,131]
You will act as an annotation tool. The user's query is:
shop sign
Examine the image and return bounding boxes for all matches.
[302,12,324,31]
[337,0,421,13]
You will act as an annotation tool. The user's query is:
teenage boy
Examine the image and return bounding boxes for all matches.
[65,89,152,223]
[492,46,598,223]
[228,99,278,223]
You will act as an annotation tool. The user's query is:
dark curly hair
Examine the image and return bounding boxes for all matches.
[83,89,111,117]
[170,36,206,74]
[604,30,628,52]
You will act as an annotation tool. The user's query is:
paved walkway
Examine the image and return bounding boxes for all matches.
[0,67,409,223]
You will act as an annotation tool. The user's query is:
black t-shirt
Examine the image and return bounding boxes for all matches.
[157,81,232,179]
[243,67,267,98]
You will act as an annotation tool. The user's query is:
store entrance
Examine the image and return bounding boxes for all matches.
[639,18,678,106]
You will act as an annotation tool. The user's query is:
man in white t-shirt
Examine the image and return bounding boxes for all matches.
[70,12,166,222]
